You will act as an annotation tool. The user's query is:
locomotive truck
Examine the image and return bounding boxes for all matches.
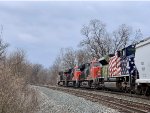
[58,37,150,95]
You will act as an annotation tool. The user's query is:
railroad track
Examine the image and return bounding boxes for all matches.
[46,85,150,113]
[73,86,150,100]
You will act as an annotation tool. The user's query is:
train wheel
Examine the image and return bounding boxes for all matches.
[135,85,142,95]
[57,81,60,86]
[144,86,150,96]
[146,87,150,96]
[125,87,131,93]
[139,85,149,96]
[65,81,68,87]
[63,81,65,86]
[75,81,80,88]
[73,81,76,87]
[88,81,92,88]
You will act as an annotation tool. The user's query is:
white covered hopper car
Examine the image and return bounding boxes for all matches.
[135,37,150,94]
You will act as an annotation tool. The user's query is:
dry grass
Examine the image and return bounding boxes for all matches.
[0,72,39,113]
[0,50,39,113]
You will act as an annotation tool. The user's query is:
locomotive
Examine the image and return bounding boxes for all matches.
[58,37,150,95]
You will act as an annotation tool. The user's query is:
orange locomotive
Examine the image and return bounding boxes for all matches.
[72,66,82,87]
[82,60,102,88]
[72,66,81,81]
[89,60,101,80]
[58,59,102,88]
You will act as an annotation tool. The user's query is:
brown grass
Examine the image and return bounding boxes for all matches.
[0,50,39,113]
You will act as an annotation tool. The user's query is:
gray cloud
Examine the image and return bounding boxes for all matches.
[0,1,150,67]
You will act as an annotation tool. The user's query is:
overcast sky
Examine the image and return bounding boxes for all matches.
[0,1,150,68]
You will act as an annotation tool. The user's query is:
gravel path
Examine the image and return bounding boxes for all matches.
[33,86,120,113]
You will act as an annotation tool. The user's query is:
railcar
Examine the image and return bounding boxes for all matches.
[135,37,150,95]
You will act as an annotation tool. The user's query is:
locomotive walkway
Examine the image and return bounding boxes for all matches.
[45,85,150,113]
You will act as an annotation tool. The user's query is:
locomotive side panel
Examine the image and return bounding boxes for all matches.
[102,65,109,78]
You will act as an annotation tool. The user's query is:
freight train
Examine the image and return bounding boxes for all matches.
[58,37,150,95]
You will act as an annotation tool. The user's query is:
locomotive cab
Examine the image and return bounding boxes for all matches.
[90,61,101,79]
[72,66,81,81]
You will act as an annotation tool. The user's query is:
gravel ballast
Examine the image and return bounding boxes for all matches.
[34,86,120,113]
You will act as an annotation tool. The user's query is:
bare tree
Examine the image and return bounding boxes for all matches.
[80,19,143,56]
[80,19,111,58]
[30,64,43,84]
[0,38,8,61]
[0,26,9,72]
[60,48,76,69]
[112,24,143,53]
[131,29,143,44]
[27,63,51,85]
[49,56,61,85]
[112,24,132,53]
[6,49,27,77]
[76,49,91,65]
